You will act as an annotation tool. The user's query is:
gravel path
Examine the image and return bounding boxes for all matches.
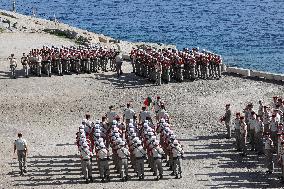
[1,33,284,189]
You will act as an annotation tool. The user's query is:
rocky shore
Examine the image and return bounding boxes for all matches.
[0,9,284,189]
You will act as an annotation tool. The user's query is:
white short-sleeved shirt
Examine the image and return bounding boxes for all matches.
[240,122,247,134]
[10,58,17,66]
[269,120,278,132]
[80,147,92,160]
[140,111,151,123]
[115,54,123,63]
[107,111,116,123]
[152,147,164,158]
[98,149,108,159]
[157,109,167,120]
[14,138,27,151]
[254,121,263,133]
[117,147,130,159]
[263,112,271,124]
[133,146,146,158]
[234,119,241,130]
[276,113,281,123]
[124,108,135,120]
[172,146,184,157]
[249,119,257,130]
[265,138,273,149]
[153,100,163,112]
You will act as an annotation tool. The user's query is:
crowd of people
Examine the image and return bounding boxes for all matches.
[7,45,224,86]
[7,45,123,79]
[130,47,223,85]
[75,96,184,184]
[222,96,284,181]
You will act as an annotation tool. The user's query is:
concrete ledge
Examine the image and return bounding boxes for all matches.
[226,67,251,77]
[250,70,284,81]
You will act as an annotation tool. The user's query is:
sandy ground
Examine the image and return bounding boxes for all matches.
[0,31,284,189]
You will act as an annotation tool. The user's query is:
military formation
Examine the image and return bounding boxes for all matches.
[76,96,184,183]
[222,96,284,181]
[8,45,122,78]
[8,46,224,86]
[130,47,223,85]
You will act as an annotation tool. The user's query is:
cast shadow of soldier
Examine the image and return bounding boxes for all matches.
[94,72,158,89]
[8,148,171,186]
[0,69,51,79]
[182,133,283,188]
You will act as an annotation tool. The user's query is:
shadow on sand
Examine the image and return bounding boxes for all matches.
[182,132,283,188]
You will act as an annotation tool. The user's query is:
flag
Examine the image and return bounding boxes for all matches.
[143,96,152,110]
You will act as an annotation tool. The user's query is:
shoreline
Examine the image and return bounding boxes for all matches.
[0,9,284,189]
[0,9,283,83]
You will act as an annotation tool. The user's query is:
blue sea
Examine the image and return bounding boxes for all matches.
[1,0,283,73]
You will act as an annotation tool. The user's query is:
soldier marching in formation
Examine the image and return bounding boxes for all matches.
[130,47,223,85]
[9,45,119,78]
[223,96,284,181]
[76,97,184,184]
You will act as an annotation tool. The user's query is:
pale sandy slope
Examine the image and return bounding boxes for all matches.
[0,32,284,189]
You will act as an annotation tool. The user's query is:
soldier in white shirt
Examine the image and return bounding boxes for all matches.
[269,114,279,153]
[14,133,28,175]
[133,140,146,180]
[117,141,130,181]
[271,96,278,110]
[243,103,254,125]
[153,96,163,115]
[21,53,29,78]
[97,143,110,183]
[254,115,264,154]
[258,100,264,120]
[223,104,232,139]
[157,104,167,122]
[171,140,184,179]
[240,117,247,156]
[139,106,151,124]
[279,141,284,182]
[106,105,117,126]
[279,102,284,122]
[248,112,257,151]
[155,61,162,85]
[123,103,135,125]
[234,113,241,151]
[35,53,42,77]
[151,141,165,180]
[263,106,271,133]
[274,108,282,123]
[80,143,93,184]
[115,52,123,77]
[264,133,274,174]
[8,54,17,79]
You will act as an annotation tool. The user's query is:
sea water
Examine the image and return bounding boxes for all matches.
[1,0,283,73]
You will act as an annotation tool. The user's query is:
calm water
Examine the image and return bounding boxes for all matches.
[1,0,284,73]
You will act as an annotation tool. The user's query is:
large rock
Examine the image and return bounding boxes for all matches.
[98,36,108,43]
[43,28,78,39]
